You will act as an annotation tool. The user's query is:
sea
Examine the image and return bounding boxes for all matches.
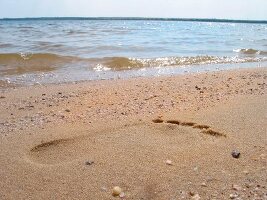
[0,18,266,86]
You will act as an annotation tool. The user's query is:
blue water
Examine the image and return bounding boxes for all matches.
[0,18,266,85]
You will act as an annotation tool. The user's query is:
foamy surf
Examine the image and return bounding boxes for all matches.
[233,48,267,55]
[0,53,266,75]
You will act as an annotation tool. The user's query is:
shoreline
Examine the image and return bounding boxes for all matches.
[0,66,266,199]
[1,63,266,91]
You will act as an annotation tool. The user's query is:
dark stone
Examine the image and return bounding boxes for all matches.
[85,160,94,166]
[195,85,201,90]
[231,150,240,158]
[65,109,70,112]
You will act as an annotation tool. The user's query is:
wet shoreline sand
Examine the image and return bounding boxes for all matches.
[0,67,266,199]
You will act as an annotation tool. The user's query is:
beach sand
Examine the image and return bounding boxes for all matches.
[0,67,266,199]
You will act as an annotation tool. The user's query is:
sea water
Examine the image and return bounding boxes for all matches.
[0,18,266,86]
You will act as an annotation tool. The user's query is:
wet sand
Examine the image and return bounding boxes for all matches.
[0,67,266,199]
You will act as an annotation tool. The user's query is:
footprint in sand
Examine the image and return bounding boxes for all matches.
[152,118,226,137]
[28,119,226,165]
[28,138,76,165]
[28,135,97,165]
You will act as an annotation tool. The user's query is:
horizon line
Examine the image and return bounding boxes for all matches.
[1,17,267,24]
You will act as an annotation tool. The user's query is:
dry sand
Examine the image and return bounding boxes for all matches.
[0,67,266,199]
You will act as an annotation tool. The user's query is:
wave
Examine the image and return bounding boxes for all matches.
[233,48,267,55]
[98,55,267,70]
[0,52,72,61]
[0,53,266,75]
[0,53,75,75]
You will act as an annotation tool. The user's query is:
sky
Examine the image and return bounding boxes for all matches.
[0,0,266,20]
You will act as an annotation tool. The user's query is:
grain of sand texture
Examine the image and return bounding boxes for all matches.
[0,67,266,199]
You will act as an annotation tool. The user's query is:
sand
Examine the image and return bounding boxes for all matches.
[0,67,266,199]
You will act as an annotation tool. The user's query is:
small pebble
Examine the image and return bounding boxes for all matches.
[165,160,173,165]
[245,183,254,188]
[112,186,122,196]
[195,85,201,90]
[189,191,194,196]
[192,194,201,200]
[0,96,5,99]
[201,182,207,187]
[65,109,71,112]
[259,153,266,159]
[254,186,260,191]
[119,192,125,198]
[231,150,240,158]
[232,184,242,191]
[229,193,238,199]
[85,160,94,166]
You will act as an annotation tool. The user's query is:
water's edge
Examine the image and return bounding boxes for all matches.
[1,62,266,89]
